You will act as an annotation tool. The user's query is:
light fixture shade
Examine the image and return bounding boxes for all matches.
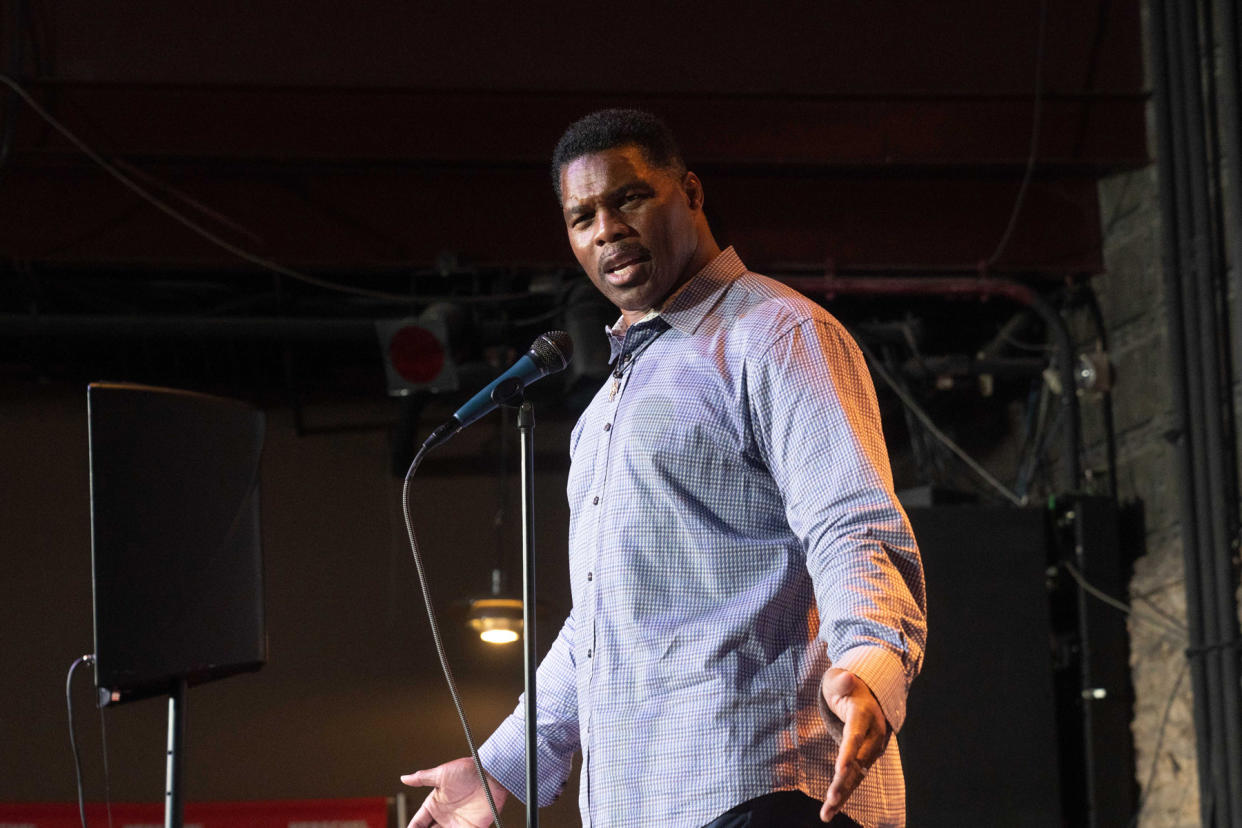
[466,597,523,645]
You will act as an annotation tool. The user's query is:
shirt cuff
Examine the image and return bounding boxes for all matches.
[831,644,911,733]
[477,714,572,808]
[477,719,525,803]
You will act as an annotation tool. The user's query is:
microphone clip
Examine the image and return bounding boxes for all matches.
[490,376,527,409]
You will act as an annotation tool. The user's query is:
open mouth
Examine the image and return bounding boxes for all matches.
[603,251,651,280]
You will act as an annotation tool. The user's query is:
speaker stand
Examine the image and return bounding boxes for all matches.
[164,678,187,828]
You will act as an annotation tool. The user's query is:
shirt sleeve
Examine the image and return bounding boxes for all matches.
[477,607,581,806]
[748,315,927,732]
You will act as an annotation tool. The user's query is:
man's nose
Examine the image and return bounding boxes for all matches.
[593,208,633,245]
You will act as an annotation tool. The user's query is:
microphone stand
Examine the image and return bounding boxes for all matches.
[497,386,539,828]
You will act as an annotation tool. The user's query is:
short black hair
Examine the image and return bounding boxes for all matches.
[551,108,686,202]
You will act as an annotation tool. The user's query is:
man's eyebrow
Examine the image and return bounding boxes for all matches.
[564,179,653,217]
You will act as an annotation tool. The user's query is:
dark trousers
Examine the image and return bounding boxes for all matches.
[700,791,863,828]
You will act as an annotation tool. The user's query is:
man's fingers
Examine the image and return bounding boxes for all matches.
[820,667,892,822]
[407,797,435,828]
[823,740,868,820]
[407,805,429,828]
[822,753,871,821]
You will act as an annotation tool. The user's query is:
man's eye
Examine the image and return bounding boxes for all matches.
[572,214,592,227]
[624,192,646,203]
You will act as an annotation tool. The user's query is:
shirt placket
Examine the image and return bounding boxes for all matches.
[583,325,652,826]
[582,363,627,827]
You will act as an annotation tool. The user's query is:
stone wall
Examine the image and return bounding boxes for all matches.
[1087,164,1200,827]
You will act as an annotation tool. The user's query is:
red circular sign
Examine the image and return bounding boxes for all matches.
[388,325,446,384]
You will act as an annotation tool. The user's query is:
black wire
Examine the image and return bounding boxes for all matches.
[402,448,505,827]
[0,73,558,309]
[987,0,1050,267]
[66,654,93,828]
[854,330,1026,505]
[0,0,25,181]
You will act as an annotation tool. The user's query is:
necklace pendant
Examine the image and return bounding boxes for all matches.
[609,378,620,401]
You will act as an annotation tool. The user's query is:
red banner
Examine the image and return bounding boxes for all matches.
[0,798,388,828]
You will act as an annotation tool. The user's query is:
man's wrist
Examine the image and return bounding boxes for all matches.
[830,646,909,732]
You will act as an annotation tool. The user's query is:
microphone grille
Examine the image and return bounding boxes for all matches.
[530,330,573,372]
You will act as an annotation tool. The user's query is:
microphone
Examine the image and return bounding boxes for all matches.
[421,331,574,451]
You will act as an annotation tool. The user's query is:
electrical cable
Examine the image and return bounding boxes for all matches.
[1000,331,1055,353]
[1127,660,1190,828]
[1018,379,1065,500]
[986,0,1050,267]
[1061,561,1188,641]
[0,0,26,180]
[401,447,504,828]
[111,156,266,247]
[0,73,550,308]
[1132,592,1196,637]
[66,654,93,828]
[507,302,570,328]
[853,332,1028,507]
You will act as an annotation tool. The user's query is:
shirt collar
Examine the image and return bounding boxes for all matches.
[604,246,746,354]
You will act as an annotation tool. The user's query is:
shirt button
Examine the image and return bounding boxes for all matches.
[603,422,611,431]
[587,648,593,658]
[592,496,599,505]
[587,571,593,581]
[622,353,632,363]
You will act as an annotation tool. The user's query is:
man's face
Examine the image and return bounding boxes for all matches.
[559,146,702,323]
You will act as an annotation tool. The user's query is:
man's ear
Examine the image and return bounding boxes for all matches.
[683,171,704,211]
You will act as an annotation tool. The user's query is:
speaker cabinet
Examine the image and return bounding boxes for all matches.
[88,383,266,705]
[901,505,1063,826]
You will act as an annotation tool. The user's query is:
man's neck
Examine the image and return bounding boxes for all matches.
[614,238,722,334]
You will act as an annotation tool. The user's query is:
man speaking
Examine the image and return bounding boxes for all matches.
[402,109,926,828]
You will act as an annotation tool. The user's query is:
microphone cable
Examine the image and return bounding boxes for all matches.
[65,654,93,828]
[401,446,505,828]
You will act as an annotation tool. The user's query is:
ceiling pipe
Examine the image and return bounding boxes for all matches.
[778,273,1082,494]
[0,313,377,340]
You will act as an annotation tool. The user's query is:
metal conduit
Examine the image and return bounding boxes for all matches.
[1151,0,1242,822]
[1217,0,1242,377]
[1150,2,1216,822]
[0,314,378,340]
[1199,0,1242,814]
[1172,0,1233,816]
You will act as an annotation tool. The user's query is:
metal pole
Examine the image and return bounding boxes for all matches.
[164,678,186,828]
[1217,0,1242,380]
[1175,0,1242,819]
[517,401,539,828]
[1150,0,1225,820]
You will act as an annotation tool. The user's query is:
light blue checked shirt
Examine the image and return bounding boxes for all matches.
[479,248,926,828]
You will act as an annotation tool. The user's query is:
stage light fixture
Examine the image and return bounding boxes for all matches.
[375,303,465,396]
[467,597,523,645]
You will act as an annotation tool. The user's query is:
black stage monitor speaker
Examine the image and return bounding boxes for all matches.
[88,382,266,705]
[901,505,1063,827]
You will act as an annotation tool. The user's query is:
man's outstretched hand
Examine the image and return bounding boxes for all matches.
[401,757,508,828]
[819,667,891,823]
